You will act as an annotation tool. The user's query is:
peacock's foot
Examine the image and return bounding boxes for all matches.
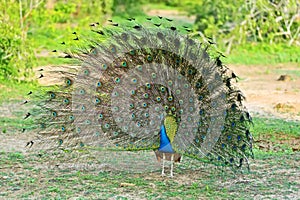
[161,172,166,177]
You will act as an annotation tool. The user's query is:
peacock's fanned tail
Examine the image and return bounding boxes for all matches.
[26,17,254,171]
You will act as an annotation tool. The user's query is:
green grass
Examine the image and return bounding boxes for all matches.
[0,79,38,134]
[226,43,300,65]
[0,117,33,135]
[28,27,71,51]
[0,150,299,199]
[36,56,76,66]
[0,94,299,199]
[28,25,105,67]
[249,117,300,153]
[251,117,300,137]
[0,80,39,103]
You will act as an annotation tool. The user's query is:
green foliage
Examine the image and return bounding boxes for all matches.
[27,0,115,54]
[0,0,114,81]
[0,0,36,81]
[154,0,299,53]
[112,0,145,16]
[190,0,300,50]
[29,0,113,26]
[1,0,299,81]
[52,2,77,23]
[192,0,244,35]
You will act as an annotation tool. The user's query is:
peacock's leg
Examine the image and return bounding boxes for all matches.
[161,153,166,176]
[170,154,174,177]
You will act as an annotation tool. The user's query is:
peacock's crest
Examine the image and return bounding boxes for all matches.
[25,17,254,175]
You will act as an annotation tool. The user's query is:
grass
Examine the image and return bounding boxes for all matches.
[0,79,39,134]
[0,93,299,199]
[0,80,38,103]
[0,117,34,135]
[36,56,76,66]
[226,43,300,65]
[250,117,300,153]
[251,117,300,138]
[0,150,299,199]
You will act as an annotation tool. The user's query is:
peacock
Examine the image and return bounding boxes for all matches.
[24,17,254,177]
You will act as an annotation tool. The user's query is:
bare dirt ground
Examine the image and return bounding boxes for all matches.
[231,63,300,121]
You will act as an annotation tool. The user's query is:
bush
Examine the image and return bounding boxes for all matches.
[0,1,35,81]
[191,0,300,52]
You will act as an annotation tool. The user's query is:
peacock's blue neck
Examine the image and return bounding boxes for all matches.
[158,124,174,153]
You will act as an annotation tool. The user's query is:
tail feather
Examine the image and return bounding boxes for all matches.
[25,16,254,172]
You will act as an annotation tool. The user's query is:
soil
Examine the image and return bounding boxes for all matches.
[230,63,300,121]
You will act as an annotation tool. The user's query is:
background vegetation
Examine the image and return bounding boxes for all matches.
[0,0,299,81]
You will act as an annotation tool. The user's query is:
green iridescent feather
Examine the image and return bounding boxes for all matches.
[25,16,254,172]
